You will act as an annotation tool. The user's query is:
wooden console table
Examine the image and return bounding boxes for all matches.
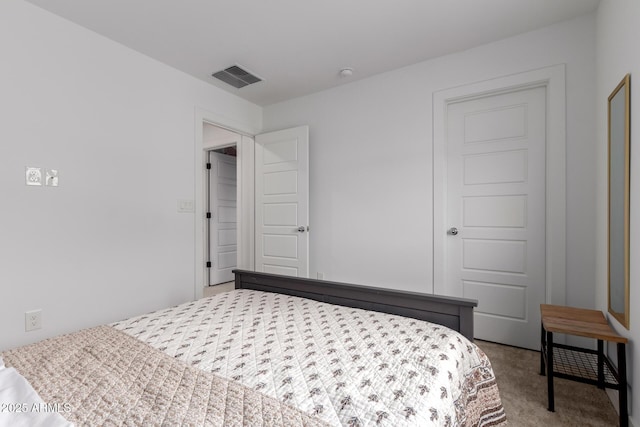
[540,304,628,427]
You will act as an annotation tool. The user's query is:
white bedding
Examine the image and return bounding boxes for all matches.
[113,289,504,426]
[0,357,73,427]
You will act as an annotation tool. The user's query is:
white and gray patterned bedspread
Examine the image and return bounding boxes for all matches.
[113,289,505,426]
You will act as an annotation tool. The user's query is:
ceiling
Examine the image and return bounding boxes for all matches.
[24,0,600,106]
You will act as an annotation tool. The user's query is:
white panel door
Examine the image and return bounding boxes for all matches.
[209,152,237,284]
[445,86,546,349]
[255,126,309,277]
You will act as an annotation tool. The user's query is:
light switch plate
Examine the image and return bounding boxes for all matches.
[46,169,59,187]
[177,199,195,213]
[26,167,42,186]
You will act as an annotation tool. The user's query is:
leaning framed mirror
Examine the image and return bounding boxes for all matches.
[608,73,631,328]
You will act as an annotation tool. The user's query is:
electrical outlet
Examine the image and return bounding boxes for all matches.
[25,310,42,332]
[25,167,42,186]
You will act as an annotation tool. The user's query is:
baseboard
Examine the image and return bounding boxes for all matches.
[606,388,636,427]
[202,281,234,298]
[606,389,620,414]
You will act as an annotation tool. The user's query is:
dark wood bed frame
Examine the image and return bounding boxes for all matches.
[233,269,478,341]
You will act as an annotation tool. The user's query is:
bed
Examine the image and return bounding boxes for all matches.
[0,270,506,426]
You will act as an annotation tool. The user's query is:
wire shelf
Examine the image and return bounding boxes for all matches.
[552,345,618,385]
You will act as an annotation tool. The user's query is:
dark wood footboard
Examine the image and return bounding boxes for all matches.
[233,270,478,341]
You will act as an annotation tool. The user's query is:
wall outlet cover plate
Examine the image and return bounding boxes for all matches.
[26,167,42,186]
[25,309,42,331]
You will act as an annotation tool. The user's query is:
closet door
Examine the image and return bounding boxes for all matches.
[441,87,546,350]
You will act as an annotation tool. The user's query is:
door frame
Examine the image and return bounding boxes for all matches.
[194,108,256,299]
[433,64,566,308]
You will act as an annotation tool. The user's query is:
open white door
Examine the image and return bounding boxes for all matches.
[207,151,237,284]
[255,126,309,277]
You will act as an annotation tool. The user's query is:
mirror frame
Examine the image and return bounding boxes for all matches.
[608,73,631,329]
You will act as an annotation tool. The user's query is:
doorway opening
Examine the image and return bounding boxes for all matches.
[194,109,256,300]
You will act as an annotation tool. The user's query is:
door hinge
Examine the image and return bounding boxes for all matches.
[206,212,212,219]
[206,163,211,169]
[206,261,212,268]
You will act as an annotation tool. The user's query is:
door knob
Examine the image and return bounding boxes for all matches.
[448,227,459,236]
[297,226,306,232]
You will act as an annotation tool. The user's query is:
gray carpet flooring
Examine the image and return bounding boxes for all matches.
[476,340,619,426]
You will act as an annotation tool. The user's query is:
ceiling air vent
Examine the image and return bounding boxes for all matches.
[212,65,262,89]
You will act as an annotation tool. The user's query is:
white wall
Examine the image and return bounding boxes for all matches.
[0,0,261,351]
[264,14,597,302]
[596,1,640,423]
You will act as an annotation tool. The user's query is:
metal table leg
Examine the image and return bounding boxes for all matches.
[540,323,546,376]
[597,340,604,389]
[547,330,554,412]
[618,342,628,427]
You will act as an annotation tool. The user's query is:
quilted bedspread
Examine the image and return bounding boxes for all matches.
[114,289,506,426]
[1,325,331,427]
